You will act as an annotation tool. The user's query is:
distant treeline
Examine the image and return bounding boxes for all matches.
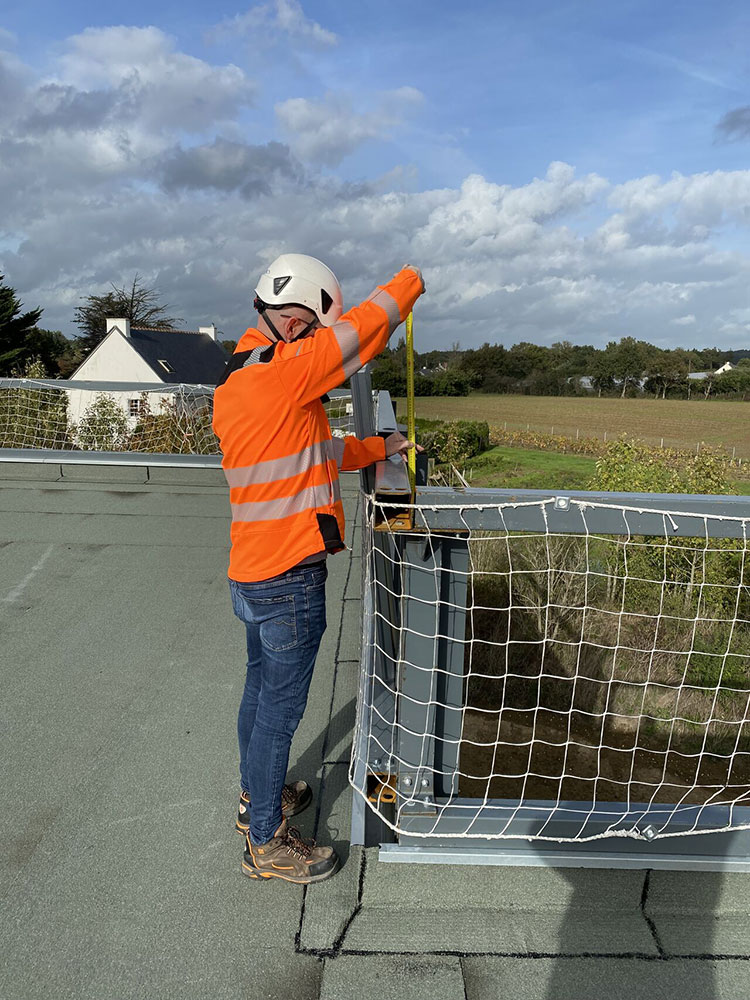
[371,337,750,399]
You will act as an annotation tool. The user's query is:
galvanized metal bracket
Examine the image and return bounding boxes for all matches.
[399,770,436,815]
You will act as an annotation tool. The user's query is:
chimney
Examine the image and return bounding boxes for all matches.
[199,324,217,341]
[106,317,131,338]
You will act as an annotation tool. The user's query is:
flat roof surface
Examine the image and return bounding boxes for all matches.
[2,459,750,1000]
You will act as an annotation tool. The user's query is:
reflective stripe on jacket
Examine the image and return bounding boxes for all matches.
[212,267,423,582]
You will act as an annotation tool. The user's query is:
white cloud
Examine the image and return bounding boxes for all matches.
[212,0,337,48]
[56,26,254,134]
[159,138,303,196]
[0,26,256,210]
[413,166,608,260]
[276,88,424,166]
[609,170,750,232]
[4,29,750,352]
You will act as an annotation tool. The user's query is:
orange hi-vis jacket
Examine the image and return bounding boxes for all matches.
[212,267,423,582]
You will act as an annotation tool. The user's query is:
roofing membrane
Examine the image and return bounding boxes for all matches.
[1,459,749,999]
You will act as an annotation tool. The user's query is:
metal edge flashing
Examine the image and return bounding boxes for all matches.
[0,378,217,392]
[0,448,222,469]
[378,843,750,871]
[385,799,750,870]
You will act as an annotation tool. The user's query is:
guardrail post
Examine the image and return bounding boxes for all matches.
[350,367,375,494]
[434,535,469,798]
[395,533,469,812]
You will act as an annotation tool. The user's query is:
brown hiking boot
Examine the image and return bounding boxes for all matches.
[235,781,313,833]
[242,817,339,884]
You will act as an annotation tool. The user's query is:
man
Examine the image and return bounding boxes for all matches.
[212,254,424,884]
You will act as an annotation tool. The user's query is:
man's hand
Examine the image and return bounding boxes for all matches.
[385,432,424,462]
[402,264,425,292]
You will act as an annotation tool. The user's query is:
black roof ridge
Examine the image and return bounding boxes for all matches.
[131,327,208,335]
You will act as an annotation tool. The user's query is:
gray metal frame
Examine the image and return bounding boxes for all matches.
[0,448,222,469]
[348,380,750,870]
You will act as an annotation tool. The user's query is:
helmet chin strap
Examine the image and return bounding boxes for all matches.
[254,297,316,343]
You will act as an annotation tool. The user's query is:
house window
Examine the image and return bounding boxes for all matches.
[129,399,144,417]
[158,359,175,373]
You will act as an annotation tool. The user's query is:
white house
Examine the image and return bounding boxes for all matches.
[687,361,735,381]
[66,318,229,430]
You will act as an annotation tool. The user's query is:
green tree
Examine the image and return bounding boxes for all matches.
[606,337,652,397]
[504,342,549,382]
[696,346,726,372]
[590,437,730,496]
[458,343,508,391]
[588,437,745,686]
[0,275,43,375]
[0,358,71,448]
[126,394,217,454]
[56,338,87,378]
[588,349,616,396]
[430,368,471,396]
[644,348,690,400]
[73,275,181,354]
[75,394,129,451]
[712,367,750,400]
[371,354,407,396]
[23,329,71,377]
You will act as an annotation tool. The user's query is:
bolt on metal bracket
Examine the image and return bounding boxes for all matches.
[399,771,436,814]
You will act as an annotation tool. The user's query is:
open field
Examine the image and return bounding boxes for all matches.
[465,445,596,490]
[396,394,750,458]
[462,444,750,494]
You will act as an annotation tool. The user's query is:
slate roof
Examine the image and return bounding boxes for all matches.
[129,328,229,385]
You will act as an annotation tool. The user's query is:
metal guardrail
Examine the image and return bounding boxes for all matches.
[0,378,355,394]
[0,379,357,466]
[0,378,217,392]
[349,380,750,871]
[0,448,223,469]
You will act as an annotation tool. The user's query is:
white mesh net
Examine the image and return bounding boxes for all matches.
[324,392,356,437]
[351,496,750,841]
[0,380,356,455]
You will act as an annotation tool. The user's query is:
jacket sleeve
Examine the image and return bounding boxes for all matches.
[331,435,386,471]
[272,268,424,406]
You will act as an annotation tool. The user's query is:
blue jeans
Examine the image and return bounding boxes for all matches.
[229,562,327,844]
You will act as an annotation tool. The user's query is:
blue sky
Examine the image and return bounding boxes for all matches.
[2,0,750,348]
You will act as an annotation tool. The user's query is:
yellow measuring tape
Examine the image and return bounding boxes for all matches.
[405,311,416,490]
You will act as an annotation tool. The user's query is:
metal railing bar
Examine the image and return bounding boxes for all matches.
[0,448,222,469]
[0,378,217,392]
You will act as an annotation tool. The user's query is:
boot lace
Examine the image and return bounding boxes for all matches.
[281,784,296,806]
[284,826,313,860]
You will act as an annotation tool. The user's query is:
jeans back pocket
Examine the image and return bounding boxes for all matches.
[258,594,299,651]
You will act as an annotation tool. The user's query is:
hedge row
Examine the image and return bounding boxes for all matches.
[417,419,490,466]
[489,427,608,456]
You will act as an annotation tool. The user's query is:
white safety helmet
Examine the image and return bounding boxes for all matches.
[254,253,343,325]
